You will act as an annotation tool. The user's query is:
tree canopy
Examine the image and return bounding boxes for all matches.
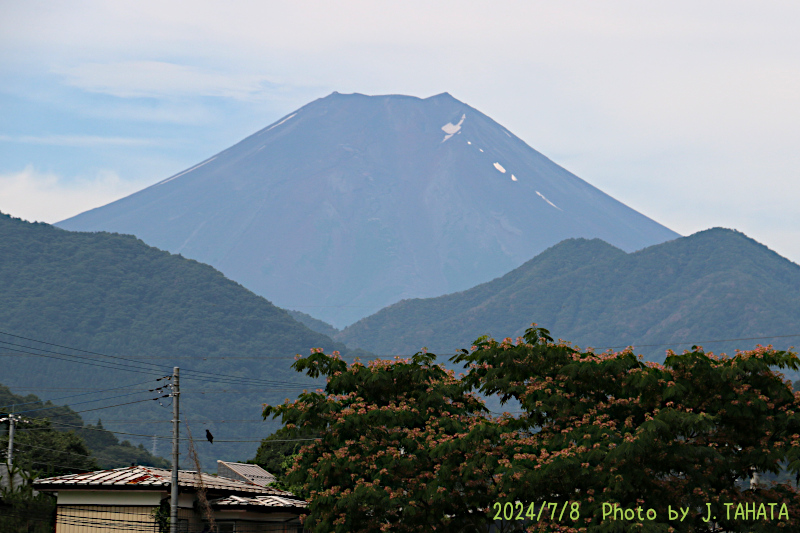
[264,327,800,532]
[455,326,800,532]
[263,349,497,532]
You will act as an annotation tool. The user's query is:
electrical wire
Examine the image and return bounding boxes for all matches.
[67,396,171,415]
[6,331,796,363]
[0,352,300,360]
[0,329,320,388]
[0,330,179,372]
[7,395,172,418]
[0,386,155,392]
[3,346,304,390]
[2,387,321,393]
[11,441,93,458]
[15,420,321,444]
[0,344,316,390]
[15,459,100,472]
[11,388,167,415]
[0,342,169,378]
[79,419,268,423]
[0,378,167,411]
[17,423,173,440]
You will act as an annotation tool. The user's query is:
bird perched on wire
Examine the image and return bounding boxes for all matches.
[206,429,214,444]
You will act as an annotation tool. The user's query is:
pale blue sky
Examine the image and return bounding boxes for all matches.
[2,1,799,263]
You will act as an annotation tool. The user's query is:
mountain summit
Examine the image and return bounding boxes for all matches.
[59,92,679,327]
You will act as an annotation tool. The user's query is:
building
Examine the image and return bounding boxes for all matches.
[216,461,277,487]
[33,463,306,532]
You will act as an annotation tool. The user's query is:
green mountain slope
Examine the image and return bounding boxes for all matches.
[0,212,362,469]
[337,229,800,367]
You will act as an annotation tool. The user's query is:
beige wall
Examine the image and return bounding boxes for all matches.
[57,490,163,506]
[54,502,302,532]
[55,505,159,532]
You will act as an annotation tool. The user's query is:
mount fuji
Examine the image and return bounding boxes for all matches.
[58,92,679,327]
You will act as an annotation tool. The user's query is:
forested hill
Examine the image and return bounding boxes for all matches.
[0,383,169,470]
[336,228,800,368]
[0,212,363,468]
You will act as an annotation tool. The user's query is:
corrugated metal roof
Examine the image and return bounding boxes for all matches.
[217,460,276,487]
[210,494,308,509]
[33,465,287,495]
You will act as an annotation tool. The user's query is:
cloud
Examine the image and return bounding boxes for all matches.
[2,0,800,265]
[0,134,156,147]
[0,166,145,224]
[56,61,279,100]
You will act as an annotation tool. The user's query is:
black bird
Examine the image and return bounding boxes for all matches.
[206,429,214,444]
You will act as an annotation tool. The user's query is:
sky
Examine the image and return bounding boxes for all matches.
[1,1,799,263]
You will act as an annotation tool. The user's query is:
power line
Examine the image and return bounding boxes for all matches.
[12,388,167,415]
[0,352,300,360]
[0,330,177,372]
[183,386,314,392]
[0,378,167,411]
[68,396,170,415]
[11,396,173,418]
[176,372,313,388]
[17,422,173,440]
[18,459,100,472]
[79,419,269,423]
[1,387,316,393]
[0,387,153,392]
[211,437,321,443]
[11,441,93,458]
[0,330,319,388]
[0,344,315,389]
[0,343,168,378]
[15,420,320,444]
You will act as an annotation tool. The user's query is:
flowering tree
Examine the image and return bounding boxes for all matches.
[453,325,800,532]
[263,349,498,533]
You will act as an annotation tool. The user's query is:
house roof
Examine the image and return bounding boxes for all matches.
[210,494,308,511]
[33,465,292,496]
[217,460,276,487]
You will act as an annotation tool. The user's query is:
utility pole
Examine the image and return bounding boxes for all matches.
[1,406,18,492]
[6,413,14,468]
[170,367,180,533]
[6,405,15,468]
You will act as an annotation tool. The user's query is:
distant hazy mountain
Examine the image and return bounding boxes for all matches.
[59,92,679,327]
[0,212,364,468]
[287,309,340,339]
[336,228,800,368]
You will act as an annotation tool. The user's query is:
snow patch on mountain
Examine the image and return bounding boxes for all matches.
[511,174,518,181]
[493,162,506,173]
[441,114,466,142]
[536,191,562,210]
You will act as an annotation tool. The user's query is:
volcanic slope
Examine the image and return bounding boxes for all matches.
[0,212,363,468]
[59,92,679,327]
[337,228,800,367]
